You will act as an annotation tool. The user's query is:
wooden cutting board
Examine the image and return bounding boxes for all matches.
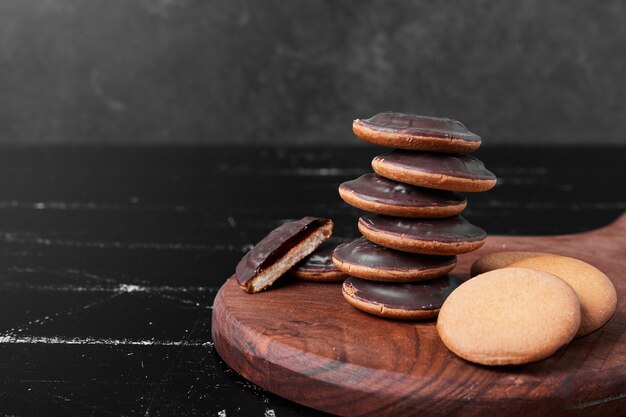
[212,213,626,417]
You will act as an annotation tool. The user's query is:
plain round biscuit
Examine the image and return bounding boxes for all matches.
[437,267,581,366]
[470,251,550,276]
[372,157,497,192]
[507,255,617,337]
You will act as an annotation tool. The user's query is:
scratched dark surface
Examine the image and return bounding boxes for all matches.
[0,145,624,416]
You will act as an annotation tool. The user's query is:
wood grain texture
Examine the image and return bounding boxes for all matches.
[212,213,626,417]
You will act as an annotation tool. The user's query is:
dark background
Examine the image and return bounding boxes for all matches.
[1,2,625,416]
[2,0,626,145]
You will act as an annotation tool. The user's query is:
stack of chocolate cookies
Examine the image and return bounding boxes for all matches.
[334,111,497,320]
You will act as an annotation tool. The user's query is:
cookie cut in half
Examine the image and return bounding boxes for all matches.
[437,267,581,366]
[342,275,464,320]
[236,217,333,293]
[353,112,482,153]
[339,173,467,218]
[333,237,456,282]
[372,149,497,192]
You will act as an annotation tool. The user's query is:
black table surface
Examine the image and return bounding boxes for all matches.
[0,145,624,416]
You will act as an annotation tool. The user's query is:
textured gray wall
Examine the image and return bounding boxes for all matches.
[2,0,625,145]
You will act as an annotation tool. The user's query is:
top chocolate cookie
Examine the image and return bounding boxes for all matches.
[353,112,481,153]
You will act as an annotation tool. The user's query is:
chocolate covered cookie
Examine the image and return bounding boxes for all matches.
[332,237,456,282]
[236,217,333,293]
[338,173,467,218]
[342,275,464,320]
[358,214,486,255]
[372,150,497,192]
[353,112,481,153]
[290,237,349,282]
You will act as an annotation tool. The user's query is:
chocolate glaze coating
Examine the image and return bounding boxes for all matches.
[339,173,466,208]
[334,237,456,271]
[344,275,465,310]
[359,214,486,243]
[374,150,496,181]
[236,217,328,286]
[292,237,347,273]
[358,112,480,142]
